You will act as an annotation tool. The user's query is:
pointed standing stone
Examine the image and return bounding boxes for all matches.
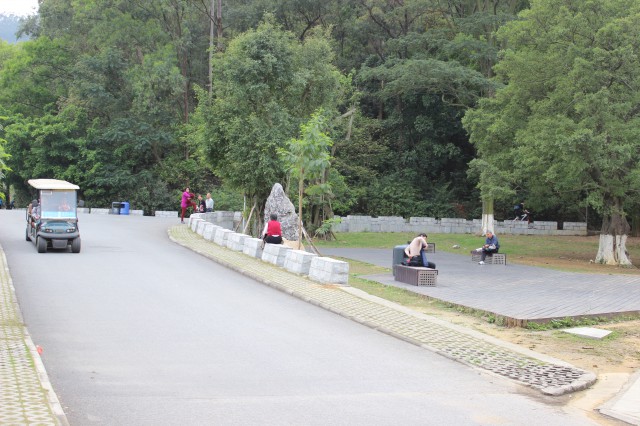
[263,183,300,241]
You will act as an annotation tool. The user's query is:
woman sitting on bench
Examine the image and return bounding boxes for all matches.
[404,233,436,269]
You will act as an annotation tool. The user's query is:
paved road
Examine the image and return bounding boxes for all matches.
[0,210,600,425]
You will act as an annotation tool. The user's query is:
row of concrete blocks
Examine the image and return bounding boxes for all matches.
[332,215,587,236]
[188,214,349,285]
[78,208,144,215]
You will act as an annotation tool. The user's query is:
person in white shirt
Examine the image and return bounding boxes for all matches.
[205,193,214,212]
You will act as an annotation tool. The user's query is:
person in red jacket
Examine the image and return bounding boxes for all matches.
[262,213,283,244]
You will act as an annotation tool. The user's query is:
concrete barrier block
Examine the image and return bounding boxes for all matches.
[209,211,235,230]
[196,220,208,236]
[242,238,264,258]
[202,223,218,241]
[309,257,349,285]
[190,217,204,232]
[155,210,179,217]
[261,244,292,267]
[189,213,205,228]
[284,250,317,275]
[228,233,250,251]
[91,208,110,215]
[213,228,233,246]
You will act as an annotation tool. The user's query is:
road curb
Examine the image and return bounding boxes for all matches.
[0,244,69,426]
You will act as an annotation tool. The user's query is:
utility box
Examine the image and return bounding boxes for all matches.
[110,202,121,215]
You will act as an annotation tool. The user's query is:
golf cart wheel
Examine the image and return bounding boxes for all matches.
[37,237,47,253]
[71,237,81,253]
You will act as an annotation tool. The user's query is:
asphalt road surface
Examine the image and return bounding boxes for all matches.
[0,210,599,425]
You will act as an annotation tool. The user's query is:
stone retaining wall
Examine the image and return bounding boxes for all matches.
[333,215,587,236]
[72,207,589,237]
[155,210,178,217]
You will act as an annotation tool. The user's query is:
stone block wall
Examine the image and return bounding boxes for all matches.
[206,211,235,231]
[154,210,178,217]
[90,208,110,215]
[332,215,587,236]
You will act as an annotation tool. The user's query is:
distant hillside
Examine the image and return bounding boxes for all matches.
[0,14,28,43]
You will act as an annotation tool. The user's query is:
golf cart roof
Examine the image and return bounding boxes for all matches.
[28,179,80,190]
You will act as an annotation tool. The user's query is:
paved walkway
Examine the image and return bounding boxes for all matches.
[319,248,640,326]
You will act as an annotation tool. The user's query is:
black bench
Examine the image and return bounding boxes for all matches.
[393,264,438,286]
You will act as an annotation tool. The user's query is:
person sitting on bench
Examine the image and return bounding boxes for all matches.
[478,231,499,264]
[403,233,436,269]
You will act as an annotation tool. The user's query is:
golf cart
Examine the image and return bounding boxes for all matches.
[26,179,81,253]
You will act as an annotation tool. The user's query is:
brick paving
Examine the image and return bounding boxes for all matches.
[168,225,596,396]
[0,246,66,425]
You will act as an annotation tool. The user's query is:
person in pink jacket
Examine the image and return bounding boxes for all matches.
[180,187,196,223]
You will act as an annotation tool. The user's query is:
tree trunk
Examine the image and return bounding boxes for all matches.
[216,0,223,50]
[595,202,632,266]
[298,174,304,250]
[208,0,214,95]
[480,197,494,235]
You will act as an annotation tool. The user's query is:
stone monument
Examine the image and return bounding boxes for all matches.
[263,183,299,241]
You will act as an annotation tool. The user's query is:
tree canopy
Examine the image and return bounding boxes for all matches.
[8,0,637,259]
[463,0,640,264]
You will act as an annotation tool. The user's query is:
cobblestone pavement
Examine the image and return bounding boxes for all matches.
[0,245,67,426]
[168,225,596,397]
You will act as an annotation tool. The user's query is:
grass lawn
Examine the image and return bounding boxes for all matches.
[314,232,640,274]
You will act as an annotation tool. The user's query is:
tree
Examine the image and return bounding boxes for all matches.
[0,115,11,200]
[279,109,332,247]
[196,19,344,232]
[463,0,640,265]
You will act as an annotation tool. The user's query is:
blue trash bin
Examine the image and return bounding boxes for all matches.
[120,201,130,215]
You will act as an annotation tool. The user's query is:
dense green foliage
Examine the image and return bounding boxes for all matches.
[464,0,640,233]
[0,0,531,220]
[3,0,633,241]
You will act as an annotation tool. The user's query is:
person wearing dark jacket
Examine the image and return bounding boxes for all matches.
[478,231,500,264]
